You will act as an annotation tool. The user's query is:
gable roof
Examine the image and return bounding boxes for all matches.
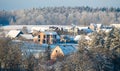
[6,30,22,38]
[50,45,76,55]
[59,45,76,55]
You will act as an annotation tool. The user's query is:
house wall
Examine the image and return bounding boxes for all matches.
[89,24,96,31]
[51,46,64,60]
[39,32,45,44]
[33,32,57,44]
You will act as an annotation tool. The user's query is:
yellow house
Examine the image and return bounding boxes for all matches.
[50,45,76,60]
[33,31,59,44]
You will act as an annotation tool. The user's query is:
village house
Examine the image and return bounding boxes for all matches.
[89,23,103,32]
[50,45,77,60]
[33,31,60,44]
[110,24,120,28]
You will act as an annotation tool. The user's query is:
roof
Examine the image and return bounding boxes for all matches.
[59,45,76,55]
[110,24,120,28]
[82,29,93,33]
[50,45,76,55]
[74,35,82,41]
[96,24,102,27]
[44,31,57,35]
[6,30,22,38]
[20,34,33,39]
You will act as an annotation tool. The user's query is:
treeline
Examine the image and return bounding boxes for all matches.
[0,6,120,26]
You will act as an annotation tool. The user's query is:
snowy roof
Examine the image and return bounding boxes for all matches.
[6,30,22,38]
[59,45,76,55]
[101,29,112,33]
[31,27,48,32]
[74,35,82,41]
[77,27,88,30]
[96,24,102,27]
[20,34,33,39]
[74,35,92,41]
[44,31,57,35]
[82,29,93,33]
[50,45,76,55]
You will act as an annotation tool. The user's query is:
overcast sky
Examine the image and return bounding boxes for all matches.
[0,0,120,10]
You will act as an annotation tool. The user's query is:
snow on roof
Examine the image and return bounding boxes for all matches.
[101,29,112,33]
[50,45,76,55]
[77,27,88,30]
[6,30,22,38]
[20,34,33,39]
[82,29,93,33]
[96,24,102,27]
[44,31,57,35]
[59,45,76,55]
[74,35,92,41]
[110,24,120,28]
[31,26,48,32]
[74,35,82,41]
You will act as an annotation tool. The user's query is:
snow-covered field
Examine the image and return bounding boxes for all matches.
[1,25,72,30]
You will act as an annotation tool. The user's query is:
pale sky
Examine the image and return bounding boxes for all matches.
[0,0,120,10]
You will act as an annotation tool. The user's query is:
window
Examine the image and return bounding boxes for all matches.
[56,50,57,53]
[38,39,40,42]
[54,35,56,38]
[43,40,46,43]
[44,35,46,38]
[47,35,50,38]
[38,35,40,38]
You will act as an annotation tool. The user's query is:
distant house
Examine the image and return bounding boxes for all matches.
[50,45,76,60]
[31,26,49,32]
[89,23,103,32]
[110,24,120,28]
[33,31,60,44]
[60,35,75,43]
[74,35,92,42]
[6,30,23,39]
[89,23,97,31]
[80,29,93,34]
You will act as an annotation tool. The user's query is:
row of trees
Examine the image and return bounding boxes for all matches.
[0,7,120,26]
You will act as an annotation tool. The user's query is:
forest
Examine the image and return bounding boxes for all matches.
[0,6,120,26]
